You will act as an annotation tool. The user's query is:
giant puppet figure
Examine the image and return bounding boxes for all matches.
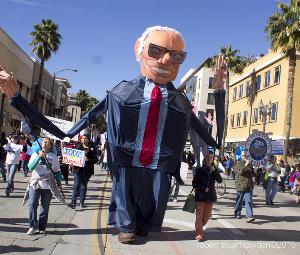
[0,26,227,243]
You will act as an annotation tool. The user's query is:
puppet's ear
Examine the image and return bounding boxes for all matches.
[134,39,140,60]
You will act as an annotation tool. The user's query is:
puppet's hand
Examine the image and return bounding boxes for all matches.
[0,65,19,98]
[213,55,227,91]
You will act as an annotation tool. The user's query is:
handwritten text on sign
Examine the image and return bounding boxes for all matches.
[62,147,85,167]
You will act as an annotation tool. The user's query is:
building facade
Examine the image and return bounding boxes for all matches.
[0,27,71,134]
[226,50,300,159]
[67,93,81,123]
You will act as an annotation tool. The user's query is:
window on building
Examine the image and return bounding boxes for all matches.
[207,93,215,105]
[239,84,243,98]
[256,75,261,91]
[246,81,250,97]
[271,102,278,121]
[208,77,214,89]
[230,114,235,128]
[253,108,259,124]
[198,78,201,90]
[237,113,241,127]
[233,87,237,101]
[265,70,270,87]
[274,66,281,84]
[243,111,248,126]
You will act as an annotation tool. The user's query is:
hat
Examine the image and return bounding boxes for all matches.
[80,129,90,137]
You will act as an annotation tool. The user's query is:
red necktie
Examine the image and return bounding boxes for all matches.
[139,84,163,167]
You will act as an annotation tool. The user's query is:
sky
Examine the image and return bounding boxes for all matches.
[1,0,289,99]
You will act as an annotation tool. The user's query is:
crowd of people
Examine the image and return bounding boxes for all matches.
[0,129,108,235]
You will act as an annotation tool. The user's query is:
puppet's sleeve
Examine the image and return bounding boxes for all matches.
[190,112,219,149]
[10,93,66,140]
[66,97,107,138]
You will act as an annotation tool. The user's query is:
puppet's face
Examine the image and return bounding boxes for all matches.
[137,30,185,84]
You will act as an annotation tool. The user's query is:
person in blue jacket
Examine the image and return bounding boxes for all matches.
[0,25,226,244]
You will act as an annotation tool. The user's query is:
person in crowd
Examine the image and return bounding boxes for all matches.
[68,130,97,209]
[192,152,222,241]
[255,165,263,186]
[279,159,287,192]
[26,137,62,235]
[20,135,32,177]
[293,177,300,205]
[233,151,256,223]
[3,135,23,196]
[264,155,280,206]
[57,141,70,185]
[225,156,233,178]
[169,162,182,203]
[187,151,196,170]
[0,132,7,181]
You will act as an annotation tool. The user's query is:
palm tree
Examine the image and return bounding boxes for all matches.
[265,0,300,162]
[247,70,258,136]
[76,89,89,115]
[30,19,62,109]
[207,46,248,154]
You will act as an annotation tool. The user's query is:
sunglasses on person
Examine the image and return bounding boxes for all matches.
[148,43,187,64]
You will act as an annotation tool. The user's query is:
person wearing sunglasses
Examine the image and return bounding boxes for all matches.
[0,26,226,244]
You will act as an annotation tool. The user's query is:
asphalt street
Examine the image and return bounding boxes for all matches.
[0,165,299,255]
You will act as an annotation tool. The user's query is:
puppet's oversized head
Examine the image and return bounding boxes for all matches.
[135,26,186,85]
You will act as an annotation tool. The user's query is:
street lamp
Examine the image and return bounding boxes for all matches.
[49,68,78,116]
[258,99,272,133]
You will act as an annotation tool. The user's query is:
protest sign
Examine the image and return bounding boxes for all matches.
[40,116,78,141]
[245,131,271,167]
[62,147,85,167]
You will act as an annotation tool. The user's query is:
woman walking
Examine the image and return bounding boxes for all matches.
[192,153,222,241]
[26,138,62,235]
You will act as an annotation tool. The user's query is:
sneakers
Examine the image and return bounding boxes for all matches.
[27,228,37,235]
[68,202,76,209]
[39,230,46,234]
[246,217,255,223]
[234,212,241,219]
[117,232,135,244]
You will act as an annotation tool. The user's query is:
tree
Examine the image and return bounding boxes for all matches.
[206,46,248,154]
[30,19,62,109]
[75,89,89,115]
[86,96,107,133]
[265,0,300,162]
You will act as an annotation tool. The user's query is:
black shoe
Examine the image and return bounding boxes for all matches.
[68,202,76,209]
[234,212,241,219]
[3,175,6,182]
[5,191,9,197]
[135,226,149,236]
[80,202,85,208]
[266,202,271,206]
[270,201,274,205]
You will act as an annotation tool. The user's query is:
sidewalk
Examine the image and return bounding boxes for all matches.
[0,166,109,255]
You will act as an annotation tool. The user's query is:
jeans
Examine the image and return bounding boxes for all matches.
[265,178,278,203]
[6,164,18,193]
[71,171,90,205]
[0,160,5,177]
[234,191,254,218]
[28,187,52,230]
[22,160,29,176]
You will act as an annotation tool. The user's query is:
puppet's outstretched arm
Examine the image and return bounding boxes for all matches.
[66,97,107,138]
[190,112,219,149]
[10,93,66,139]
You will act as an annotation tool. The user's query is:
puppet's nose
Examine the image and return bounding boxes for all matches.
[158,52,172,65]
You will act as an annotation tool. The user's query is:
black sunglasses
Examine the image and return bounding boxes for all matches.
[148,43,187,64]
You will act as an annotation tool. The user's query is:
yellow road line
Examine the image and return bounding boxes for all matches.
[92,175,113,255]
